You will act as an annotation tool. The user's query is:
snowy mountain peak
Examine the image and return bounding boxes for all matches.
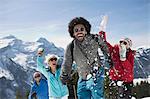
[2,35,17,40]
[37,37,47,42]
[37,37,54,46]
[37,37,53,44]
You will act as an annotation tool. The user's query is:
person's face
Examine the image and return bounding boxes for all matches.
[73,24,87,42]
[48,57,57,69]
[38,51,43,56]
[34,73,41,82]
[119,40,129,49]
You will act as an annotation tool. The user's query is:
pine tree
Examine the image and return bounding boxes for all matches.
[104,69,118,99]
[132,80,150,98]
[25,90,30,99]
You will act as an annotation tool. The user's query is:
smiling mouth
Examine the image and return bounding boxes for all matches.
[78,36,84,38]
[77,33,84,37]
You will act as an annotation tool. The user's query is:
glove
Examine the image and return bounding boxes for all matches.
[119,44,127,61]
[99,31,106,40]
[60,73,71,85]
[69,70,79,85]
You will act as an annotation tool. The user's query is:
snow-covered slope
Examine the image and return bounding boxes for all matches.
[0,55,31,99]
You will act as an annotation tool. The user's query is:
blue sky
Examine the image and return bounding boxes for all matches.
[0,0,149,49]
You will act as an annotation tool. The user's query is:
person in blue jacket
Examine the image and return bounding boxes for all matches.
[41,54,68,99]
[29,71,49,99]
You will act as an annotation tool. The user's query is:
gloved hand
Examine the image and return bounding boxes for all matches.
[119,44,127,61]
[99,31,106,40]
[60,73,71,85]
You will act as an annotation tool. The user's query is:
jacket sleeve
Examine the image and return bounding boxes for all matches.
[37,57,45,71]
[98,31,114,68]
[61,43,73,76]
[37,57,48,78]
[28,85,36,99]
[57,57,63,69]
[96,31,109,58]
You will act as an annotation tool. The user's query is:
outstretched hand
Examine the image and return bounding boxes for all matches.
[99,31,106,40]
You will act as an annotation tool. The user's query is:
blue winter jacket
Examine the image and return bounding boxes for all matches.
[40,64,68,97]
[29,79,49,99]
[48,68,68,97]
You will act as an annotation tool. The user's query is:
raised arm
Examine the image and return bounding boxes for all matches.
[99,31,113,52]
[96,31,114,67]
[37,57,48,78]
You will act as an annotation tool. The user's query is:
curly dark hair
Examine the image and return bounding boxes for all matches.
[68,17,91,38]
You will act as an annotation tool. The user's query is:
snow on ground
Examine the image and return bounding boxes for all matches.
[12,53,28,69]
[142,97,150,99]
[131,97,136,99]
[0,39,14,48]
[0,67,14,80]
[132,97,150,99]
[133,77,150,86]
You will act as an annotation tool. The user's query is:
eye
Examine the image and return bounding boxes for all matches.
[124,42,127,45]
[80,28,84,31]
[120,41,123,44]
[74,28,78,32]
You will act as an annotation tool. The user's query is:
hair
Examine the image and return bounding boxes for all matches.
[68,17,91,38]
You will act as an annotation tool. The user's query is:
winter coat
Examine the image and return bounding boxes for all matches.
[40,66,68,98]
[99,31,135,82]
[29,79,49,99]
[62,34,109,78]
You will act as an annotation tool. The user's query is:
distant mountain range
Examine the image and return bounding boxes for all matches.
[0,35,149,99]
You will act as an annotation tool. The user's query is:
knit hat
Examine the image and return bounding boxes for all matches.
[123,38,132,48]
[45,54,58,64]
